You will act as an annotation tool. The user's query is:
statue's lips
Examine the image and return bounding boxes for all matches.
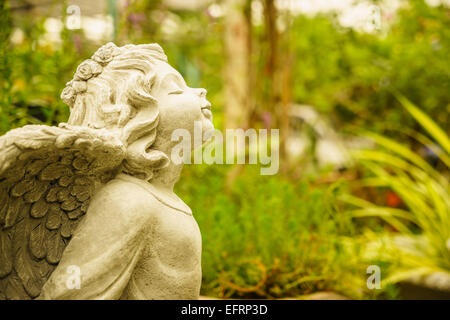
[201,103,212,119]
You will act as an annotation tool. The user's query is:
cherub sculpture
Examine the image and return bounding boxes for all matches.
[0,43,214,299]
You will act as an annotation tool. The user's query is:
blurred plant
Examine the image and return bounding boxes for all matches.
[0,0,13,132]
[341,93,450,286]
[0,2,90,134]
[177,164,395,299]
[290,0,450,134]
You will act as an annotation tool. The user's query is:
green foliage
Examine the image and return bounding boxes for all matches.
[0,0,13,130]
[341,95,450,285]
[290,1,450,133]
[0,7,88,134]
[177,164,393,299]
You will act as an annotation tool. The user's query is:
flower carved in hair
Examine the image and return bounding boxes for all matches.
[60,85,76,106]
[92,42,120,65]
[75,59,102,81]
[71,80,87,93]
[60,80,87,107]
[61,43,122,107]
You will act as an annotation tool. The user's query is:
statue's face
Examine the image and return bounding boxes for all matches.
[152,61,214,146]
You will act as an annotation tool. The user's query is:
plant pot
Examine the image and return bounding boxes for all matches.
[398,272,450,300]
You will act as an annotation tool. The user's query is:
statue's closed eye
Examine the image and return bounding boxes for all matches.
[167,82,184,95]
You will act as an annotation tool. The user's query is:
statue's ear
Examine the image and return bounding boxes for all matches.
[126,71,158,108]
[119,72,159,144]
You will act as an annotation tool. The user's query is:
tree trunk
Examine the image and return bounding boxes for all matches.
[224,0,250,130]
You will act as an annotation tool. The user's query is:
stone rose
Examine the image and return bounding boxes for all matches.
[61,86,76,106]
[71,80,87,93]
[75,59,102,81]
[92,42,117,65]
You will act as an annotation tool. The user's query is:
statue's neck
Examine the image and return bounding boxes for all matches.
[148,130,187,193]
[150,161,183,192]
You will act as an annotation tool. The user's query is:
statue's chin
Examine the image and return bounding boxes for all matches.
[202,123,215,143]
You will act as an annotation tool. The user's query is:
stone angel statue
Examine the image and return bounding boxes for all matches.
[0,43,214,300]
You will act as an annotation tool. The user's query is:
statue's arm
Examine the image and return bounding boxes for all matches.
[38,180,152,300]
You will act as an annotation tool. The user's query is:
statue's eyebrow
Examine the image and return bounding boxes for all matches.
[159,72,186,89]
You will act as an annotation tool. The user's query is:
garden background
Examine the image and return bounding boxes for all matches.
[0,0,449,299]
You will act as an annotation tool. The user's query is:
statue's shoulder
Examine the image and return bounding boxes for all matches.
[88,175,162,223]
[103,173,193,216]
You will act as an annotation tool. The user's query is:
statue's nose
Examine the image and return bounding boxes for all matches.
[195,88,207,98]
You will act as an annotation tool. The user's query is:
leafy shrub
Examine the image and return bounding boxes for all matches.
[290,1,450,133]
[341,94,450,285]
[177,164,392,299]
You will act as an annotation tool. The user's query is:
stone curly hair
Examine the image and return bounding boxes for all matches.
[61,42,170,180]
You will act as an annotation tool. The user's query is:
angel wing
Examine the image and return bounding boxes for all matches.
[0,124,125,299]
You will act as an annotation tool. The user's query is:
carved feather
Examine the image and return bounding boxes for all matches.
[13,219,43,298]
[81,201,89,213]
[24,180,48,203]
[0,191,9,225]
[75,191,90,202]
[70,185,86,197]
[60,214,77,238]
[29,222,48,260]
[15,138,48,150]
[0,183,8,204]
[45,204,62,230]
[45,230,65,264]
[70,185,91,202]
[72,156,89,171]
[11,179,35,197]
[4,272,30,300]
[58,175,74,187]
[26,159,48,176]
[67,208,84,220]
[61,196,82,211]
[74,177,91,186]
[4,166,25,184]
[0,230,13,277]
[38,259,54,279]
[4,198,24,228]
[40,163,71,181]
[60,153,75,165]
[0,279,6,300]
[46,186,62,203]
[57,188,71,202]
[30,198,49,218]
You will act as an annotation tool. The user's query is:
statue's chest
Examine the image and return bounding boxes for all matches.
[127,207,202,299]
[140,207,202,272]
